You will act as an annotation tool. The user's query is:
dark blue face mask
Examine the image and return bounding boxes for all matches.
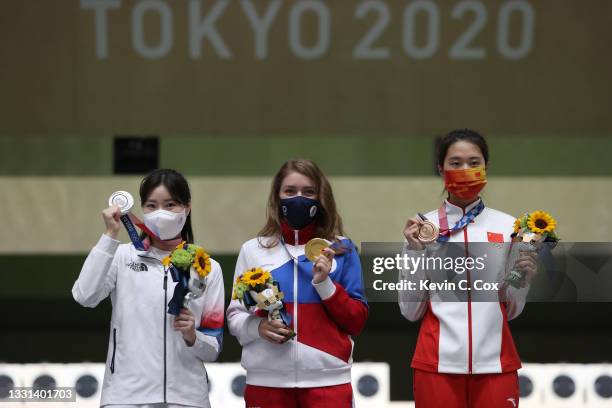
[279,196,321,230]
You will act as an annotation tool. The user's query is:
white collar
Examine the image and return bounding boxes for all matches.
[443,197,483,217]
[136,245,171,261]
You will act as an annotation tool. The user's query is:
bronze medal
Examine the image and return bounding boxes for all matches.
[418,221,439,243]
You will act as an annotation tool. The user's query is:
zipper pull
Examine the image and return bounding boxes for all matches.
[163,274,167,290]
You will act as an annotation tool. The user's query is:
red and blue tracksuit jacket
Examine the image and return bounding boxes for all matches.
[227,224,368,388]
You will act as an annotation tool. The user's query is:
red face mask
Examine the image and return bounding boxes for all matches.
[443,166,487,200]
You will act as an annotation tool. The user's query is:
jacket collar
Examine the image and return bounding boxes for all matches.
[444,197,483,217]
[280,220,317,245]
[136,245,171,261]
[135,237,176,261]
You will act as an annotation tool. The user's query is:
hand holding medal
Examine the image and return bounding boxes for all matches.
[107,191,160,250]
[403,213,439,250]
[102,204,123,239]
[416,213,439,244]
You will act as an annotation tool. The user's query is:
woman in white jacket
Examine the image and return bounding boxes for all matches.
[72,169,224,408]
[400,130,538,408]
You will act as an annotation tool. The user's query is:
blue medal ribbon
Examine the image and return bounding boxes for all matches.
[437,200,485,243]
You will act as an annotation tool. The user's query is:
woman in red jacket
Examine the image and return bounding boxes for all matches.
[400,129,538,408]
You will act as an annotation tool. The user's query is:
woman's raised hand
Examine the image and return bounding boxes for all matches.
[102,205,122,239]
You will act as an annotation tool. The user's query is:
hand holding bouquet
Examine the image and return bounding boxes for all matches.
[233,267,295,340]
[162,242,212,315]
[505,211,559,288]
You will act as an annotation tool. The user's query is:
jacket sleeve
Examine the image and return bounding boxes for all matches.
[72,234,120,308]
[226,244,263,346]
[312,241,368,336]
[187,259,225,362]
[398,237,430,322]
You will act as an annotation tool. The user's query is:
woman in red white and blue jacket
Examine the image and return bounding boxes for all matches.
[227,158,368,408]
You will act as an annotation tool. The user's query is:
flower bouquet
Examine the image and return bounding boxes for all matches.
[505,211,559,288]
[233,267,295,339]
[162,241,212,315]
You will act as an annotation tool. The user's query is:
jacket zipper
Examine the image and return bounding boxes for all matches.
[110,328,117,374]
[135,254,169,402]
[293,229,299,385]
[163,270,168,403]
[463,207,473,375]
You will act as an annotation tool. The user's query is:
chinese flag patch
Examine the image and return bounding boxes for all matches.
[487,232,504,243]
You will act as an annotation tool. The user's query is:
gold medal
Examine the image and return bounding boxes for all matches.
[305,238,331,262]
[418,221,439,243]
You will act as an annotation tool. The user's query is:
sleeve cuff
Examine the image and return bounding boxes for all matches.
[186,331,218,360]
[246,315,263,340]
[95,233,121,256]
[312,276,337,300]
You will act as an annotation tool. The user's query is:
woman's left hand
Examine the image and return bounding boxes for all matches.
[514,249,538,287]
[312,247,335,284]
[174,308,196,346]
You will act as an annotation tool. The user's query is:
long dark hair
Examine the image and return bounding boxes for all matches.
[258,158,345,248]
[435,128,489,169]
[139,169,194,243]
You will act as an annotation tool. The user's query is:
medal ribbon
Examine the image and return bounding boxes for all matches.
[437,200,485,243]
[118,213,148,251]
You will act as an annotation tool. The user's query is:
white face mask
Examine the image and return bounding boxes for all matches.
[143,208,188,240]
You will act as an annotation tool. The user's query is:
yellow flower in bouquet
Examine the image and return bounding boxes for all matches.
[513,210,558,241]
[162,242,212,277]
[527,211,556,235]
[242,267,272,286]
[513,218,522,234]
[162,256,171,267]
[192,247,212,278]
[232,267,273,301]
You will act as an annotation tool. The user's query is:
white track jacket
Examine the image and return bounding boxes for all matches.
[72,234,225,407]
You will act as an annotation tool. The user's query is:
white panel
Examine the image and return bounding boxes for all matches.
[205,362,247,406]
[351,362,390,407]
[583,363,612,407]
[21,363,71,408]
[540,363,587,407]
[518,363,546,408]
[0,364,25,406]
[62,363,104,408]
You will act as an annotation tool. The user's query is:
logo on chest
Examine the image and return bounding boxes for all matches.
[126,261,148,272]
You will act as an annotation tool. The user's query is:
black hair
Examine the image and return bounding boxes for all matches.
[435,129,489,168]
[139,168,194,243]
